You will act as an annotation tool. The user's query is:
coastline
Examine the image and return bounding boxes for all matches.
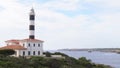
[58,48,120,54]
[49,50,120,68]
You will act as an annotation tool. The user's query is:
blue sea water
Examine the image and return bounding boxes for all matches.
[49,51,120,68]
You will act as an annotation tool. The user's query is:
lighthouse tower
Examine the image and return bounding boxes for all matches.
[29,8,35,39]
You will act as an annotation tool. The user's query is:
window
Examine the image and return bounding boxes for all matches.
[15,51,17,56]
[28,43,30,47]
[23,44,25,47]
[28,51,30,55]
[33,44,35,47]
[33,51,35,55]
[38,51,40,55]
[38,44,40,47]
[23,51,25,56]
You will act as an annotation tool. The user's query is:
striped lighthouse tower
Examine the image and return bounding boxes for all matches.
[29,8,35,39]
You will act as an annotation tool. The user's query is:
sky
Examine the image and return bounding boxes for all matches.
[0,0,120,50]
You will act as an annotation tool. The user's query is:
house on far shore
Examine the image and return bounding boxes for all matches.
[0,8,44,57]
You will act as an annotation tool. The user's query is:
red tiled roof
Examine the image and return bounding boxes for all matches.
[21,39,44,42]
[5,39,44,43]
[0,45,27,50]
[5,40,20,44]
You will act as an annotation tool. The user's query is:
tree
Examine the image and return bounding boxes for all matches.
[78,57,92,68]
[53,52,69,57]
[45,52,51,57]
[0,49,15,57]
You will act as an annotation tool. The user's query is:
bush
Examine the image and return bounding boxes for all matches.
[0,49,15,57]
[45,51,51,57]
[53,52,69,57]
[0,52,112,68]
[46,58,62,68]
[78,57,92,68]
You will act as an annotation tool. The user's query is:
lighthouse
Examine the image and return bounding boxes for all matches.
[0,8,44,57]
[29,8,35,39]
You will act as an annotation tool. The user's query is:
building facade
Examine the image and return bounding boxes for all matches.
[0,8,44,57]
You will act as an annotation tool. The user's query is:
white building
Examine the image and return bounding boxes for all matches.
[0,8,44,57]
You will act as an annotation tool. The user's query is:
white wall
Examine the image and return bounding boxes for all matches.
[19,41,43,56]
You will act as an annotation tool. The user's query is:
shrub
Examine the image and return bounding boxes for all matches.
[0,49,15,57]
[45,51,51,57]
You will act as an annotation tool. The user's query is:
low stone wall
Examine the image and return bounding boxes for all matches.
[51,55,65,58]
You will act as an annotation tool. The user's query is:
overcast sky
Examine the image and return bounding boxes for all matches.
[0,0,120,50]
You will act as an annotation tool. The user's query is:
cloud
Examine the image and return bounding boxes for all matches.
[39,0,85,11]
[85,0,120,9]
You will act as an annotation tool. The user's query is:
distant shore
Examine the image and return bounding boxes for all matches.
[58,48,120,53]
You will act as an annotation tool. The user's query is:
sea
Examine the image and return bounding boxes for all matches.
[49,50,120,68]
